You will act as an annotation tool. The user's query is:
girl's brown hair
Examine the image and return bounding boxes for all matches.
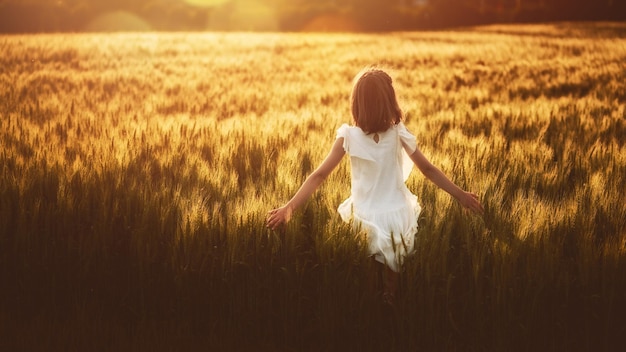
[350,67,403,134]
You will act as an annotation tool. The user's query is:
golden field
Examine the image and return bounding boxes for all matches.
[1,22,625,351]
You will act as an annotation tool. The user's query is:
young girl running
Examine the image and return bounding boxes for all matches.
[266,67,484,303]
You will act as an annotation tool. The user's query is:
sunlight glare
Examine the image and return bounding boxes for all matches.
[184,0,230,7]
[207,0,278,31]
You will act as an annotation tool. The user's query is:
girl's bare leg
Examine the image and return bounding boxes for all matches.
[383,265,399,305]
[367,257,383,296]
[368,258,399,304]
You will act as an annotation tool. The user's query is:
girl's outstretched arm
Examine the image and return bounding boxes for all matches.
[266,138,345,230]
[409,146,484,215]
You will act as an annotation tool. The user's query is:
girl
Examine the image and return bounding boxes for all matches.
[266,67,484,303]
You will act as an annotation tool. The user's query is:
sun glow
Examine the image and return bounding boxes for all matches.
[207,0,279,31]
[184,0,230,7]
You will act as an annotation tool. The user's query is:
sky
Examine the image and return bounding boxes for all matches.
[0,0,623,33]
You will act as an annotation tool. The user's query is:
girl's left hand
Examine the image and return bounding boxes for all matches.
[458,191,484,215]
[266,205,293,230]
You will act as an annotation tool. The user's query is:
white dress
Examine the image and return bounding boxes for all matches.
[336,122,421,272]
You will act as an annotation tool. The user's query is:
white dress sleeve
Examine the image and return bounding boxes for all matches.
[336,124,375,161]
[397,122,417,181]
[336,124,350,152]
[397,122,417,155]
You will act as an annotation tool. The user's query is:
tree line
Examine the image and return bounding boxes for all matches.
[0,0,624,33]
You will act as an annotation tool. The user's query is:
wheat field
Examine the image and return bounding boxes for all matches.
[1,22,625,351]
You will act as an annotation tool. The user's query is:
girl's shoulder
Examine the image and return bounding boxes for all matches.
[394,121,415,135]
[336,123,364,138]
[337,122,414,141]
[393,121,408,130]
[336,124,376,160]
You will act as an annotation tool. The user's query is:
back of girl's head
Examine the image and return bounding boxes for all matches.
[350,67,403,134]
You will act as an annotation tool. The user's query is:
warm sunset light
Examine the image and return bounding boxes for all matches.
[207,0,279,30]
[301,13,362,32]
[1,0,625,351]
[85,10,153,31]
[185,0,230,7]
[0,0,623,33]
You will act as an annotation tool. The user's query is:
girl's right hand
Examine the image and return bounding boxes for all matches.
[266,204,293,230]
